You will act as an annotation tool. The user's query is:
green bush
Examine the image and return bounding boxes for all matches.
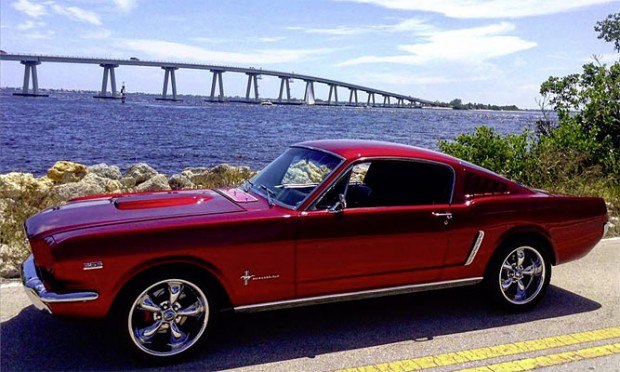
[438,127,535,184]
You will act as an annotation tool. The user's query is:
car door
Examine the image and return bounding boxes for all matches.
[296,159,456,298]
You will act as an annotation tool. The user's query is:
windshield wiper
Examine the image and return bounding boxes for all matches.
[242,179,255,192]
[259,185,276,207]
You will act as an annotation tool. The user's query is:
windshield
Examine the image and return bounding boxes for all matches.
[244,146,343,209]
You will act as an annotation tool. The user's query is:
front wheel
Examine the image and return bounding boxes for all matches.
[117,271,213,362]
[486,241,551,312]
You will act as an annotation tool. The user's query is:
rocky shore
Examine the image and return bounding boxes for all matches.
[0,161,254,279]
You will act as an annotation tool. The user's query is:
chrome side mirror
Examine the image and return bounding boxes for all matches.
[328,194,347,213]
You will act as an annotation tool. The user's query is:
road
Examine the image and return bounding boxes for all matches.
[1,239,619,371]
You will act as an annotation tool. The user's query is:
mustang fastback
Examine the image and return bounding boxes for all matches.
[22,139,609,362]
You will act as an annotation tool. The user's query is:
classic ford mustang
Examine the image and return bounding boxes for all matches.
[22,140,608,362]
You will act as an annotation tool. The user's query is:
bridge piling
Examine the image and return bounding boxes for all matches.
[328,84,339,105]
[367,92,376,106]
[348,88,359,106]
[157,67,181,101]
[245,73,260,101]
[94,64,120,99]
[13,61,48,97]
[278,77,291,103]
[303,80,315,105]
[209,70,225,102]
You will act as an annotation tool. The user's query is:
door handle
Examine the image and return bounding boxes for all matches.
[432,212,453,220]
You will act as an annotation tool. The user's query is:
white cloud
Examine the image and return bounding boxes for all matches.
[12,0,46,17]
[112,0,139,12]
[17,19,45,30]
[51,4,102,26]
[289,18,433,36]
[118,39,333,65]
[340,22,536,66]
[335,0,617,19]
[258,36,286,43]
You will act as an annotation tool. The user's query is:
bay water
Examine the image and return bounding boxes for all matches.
[0,89,544,176]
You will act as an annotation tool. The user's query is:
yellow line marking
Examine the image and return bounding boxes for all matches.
[457,342,620,372]
[335,327,620,372]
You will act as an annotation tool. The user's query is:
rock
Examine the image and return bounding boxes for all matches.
[0,198,17,217]
[125,163,159,185]
[120,176,137,189]
[181,165,254,188]
[135,174,172,192]
[47,161,88,184]
[49,181,106,203]
[169,174,195,190]
[81,173,108,189]
[0,263,19,279]
[106,180,123,193]
[0,172,52,205]
[0,244,25,279]
[88,163,122,180]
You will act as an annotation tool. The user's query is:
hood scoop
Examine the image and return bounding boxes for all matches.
[114,192,212,210]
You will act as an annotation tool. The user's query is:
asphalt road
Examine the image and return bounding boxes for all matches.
[1,239,619,371]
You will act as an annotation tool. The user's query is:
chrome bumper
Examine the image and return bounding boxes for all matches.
[21,255,99,314]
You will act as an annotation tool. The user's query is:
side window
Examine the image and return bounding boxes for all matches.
[312,159,454,210]
[347,160,453,208]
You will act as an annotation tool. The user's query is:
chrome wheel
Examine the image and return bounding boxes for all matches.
[498,246,546,305]
[128,278,209,357]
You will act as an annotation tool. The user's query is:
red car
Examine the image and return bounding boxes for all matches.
[22,139,608,362]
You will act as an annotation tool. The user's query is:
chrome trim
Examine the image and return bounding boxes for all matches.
[21,255,99,312]
[465,230,485,266]
[234,277,483,313]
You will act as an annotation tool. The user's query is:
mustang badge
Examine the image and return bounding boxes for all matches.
[83,261,103,270]
[240,270,280,286]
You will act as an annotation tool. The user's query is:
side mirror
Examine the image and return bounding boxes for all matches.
[328,194,347,213]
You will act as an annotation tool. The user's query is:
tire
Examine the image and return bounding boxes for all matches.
[115,270,215,363]
[485,239,551,312]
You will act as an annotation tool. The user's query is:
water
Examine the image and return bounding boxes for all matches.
[0,89,544,176]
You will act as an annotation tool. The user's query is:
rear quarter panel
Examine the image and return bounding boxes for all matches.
[467,194,606,267]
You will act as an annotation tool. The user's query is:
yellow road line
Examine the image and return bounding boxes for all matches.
[457,342,620,372]
[336,327,620,372]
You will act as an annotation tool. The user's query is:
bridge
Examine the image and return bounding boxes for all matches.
[0,53,437,107]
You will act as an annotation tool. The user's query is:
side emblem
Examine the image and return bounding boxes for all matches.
[240,270,280,286]
[83,261,104,271]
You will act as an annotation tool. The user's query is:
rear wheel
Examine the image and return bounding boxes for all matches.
[486,240,551,312]
[117,271,214,363]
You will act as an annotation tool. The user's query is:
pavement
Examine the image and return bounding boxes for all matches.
[1,238,619,371]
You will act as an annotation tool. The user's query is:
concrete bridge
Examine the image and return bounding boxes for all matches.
[0,53,437,107]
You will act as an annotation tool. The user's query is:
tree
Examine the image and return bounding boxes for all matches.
[595,13,620,52]
[539,12,620,175]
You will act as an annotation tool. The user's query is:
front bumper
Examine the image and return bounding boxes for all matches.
[21,255,99,314]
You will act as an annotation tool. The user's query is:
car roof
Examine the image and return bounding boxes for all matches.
[294,139,460,164]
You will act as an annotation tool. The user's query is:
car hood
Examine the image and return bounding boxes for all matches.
[25,189,249,238]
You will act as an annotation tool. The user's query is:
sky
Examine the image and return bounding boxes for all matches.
[1,0,619,109]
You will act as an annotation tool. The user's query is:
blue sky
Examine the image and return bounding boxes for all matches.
[1,0,619,108]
